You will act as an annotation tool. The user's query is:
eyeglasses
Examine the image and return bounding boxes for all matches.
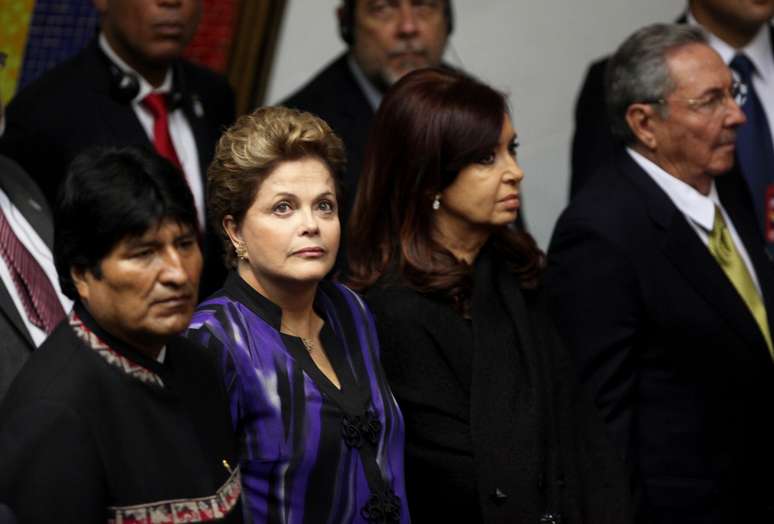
[644,79,747,116]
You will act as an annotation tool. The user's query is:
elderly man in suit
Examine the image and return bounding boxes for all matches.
[282,0,452,230]
[571,1,774,254]
[546,24,774,523]
[0,0,234,296]
[0,97,71,401]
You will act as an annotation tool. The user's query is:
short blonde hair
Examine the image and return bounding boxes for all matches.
[207,106,346,267]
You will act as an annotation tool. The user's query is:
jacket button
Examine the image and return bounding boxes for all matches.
[490,488,508,505]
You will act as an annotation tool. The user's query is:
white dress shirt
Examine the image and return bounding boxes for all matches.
[627,148,762,295]
[688,12,774,152]
[0,189,72,347]
[99,34,205,230]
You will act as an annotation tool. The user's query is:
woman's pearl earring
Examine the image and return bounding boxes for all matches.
[432,194,441,211]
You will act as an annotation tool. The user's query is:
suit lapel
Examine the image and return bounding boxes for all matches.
[0,157,50,348]
[0,157,53,248]
[661,215,769,355]
[83,43,152,149]
[621,153,772,359]
[183,100,211,180]
[0,280,33,349]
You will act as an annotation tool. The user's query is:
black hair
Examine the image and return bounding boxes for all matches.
[54,146,198,300]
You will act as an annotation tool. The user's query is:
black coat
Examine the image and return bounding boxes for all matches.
[0,156,54,401]
[0,41,235,297]
[0,304,243,523]
[366,249,634,523]
[546,150,774,523]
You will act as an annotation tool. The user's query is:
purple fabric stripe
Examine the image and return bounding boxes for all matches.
[288,378,322,524]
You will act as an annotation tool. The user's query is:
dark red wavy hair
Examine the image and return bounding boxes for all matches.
[346,68,543,303]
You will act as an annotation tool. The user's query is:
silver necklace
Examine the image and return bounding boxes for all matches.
[281,324,315,353]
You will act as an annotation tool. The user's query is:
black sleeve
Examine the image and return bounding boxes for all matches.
[0,400,106,523]
[530,291,639,523]
[545,220,643,473]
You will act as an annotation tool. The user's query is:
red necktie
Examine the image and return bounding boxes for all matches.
[142,93,182,170]
[0,208,66,334]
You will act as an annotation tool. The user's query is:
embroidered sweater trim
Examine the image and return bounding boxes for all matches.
[69,310,164,388]
[107,466,242,523]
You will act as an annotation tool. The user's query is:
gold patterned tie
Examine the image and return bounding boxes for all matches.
[708,205,773,357]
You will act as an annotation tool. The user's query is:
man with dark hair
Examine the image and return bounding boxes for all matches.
[571,2,774,253]
[547,23,774,523]
[0,96,71,402]
[0,147,243,523]
[282,0,452,225]
[0,0,234,295]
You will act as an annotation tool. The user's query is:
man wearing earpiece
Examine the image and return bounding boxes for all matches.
[0,0,235,297]
[282,0,453,238]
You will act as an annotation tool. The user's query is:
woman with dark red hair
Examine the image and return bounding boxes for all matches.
[347,68,634,523]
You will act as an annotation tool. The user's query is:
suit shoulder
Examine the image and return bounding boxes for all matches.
[584,56,609,83]
[0,323,104,410]
[281,54,355,111]
[0,155,49,205]
[180,60,233,93]
[6,46,95,110]
[557,167,650,242]
[365,284,439,324]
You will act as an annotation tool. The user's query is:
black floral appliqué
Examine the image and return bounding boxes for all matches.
[341,410,382,448]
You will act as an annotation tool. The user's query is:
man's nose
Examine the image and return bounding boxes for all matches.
[396,3,419,37]
[160,247,190,286]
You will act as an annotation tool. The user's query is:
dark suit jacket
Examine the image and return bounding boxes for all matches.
[0,155,55,401]
[0,41,235,296]
[570,19,774,201]
[546,150,774,523]
[366,249,634,523]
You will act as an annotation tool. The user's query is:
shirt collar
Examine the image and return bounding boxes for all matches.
[74,300,167,372]
[687,11,774,82]
[98,32,174,102]
[347,53,382,112]
[627,147,718,231]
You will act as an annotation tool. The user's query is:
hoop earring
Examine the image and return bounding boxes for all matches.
[432,194,441,211]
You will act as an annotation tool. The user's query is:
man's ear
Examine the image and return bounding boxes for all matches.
[626,103,661,151]
[71,266,92,304]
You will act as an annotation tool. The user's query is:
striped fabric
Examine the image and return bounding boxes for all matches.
[186,275,408,523]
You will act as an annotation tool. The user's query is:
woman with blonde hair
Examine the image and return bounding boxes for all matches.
[186,106,407,523]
